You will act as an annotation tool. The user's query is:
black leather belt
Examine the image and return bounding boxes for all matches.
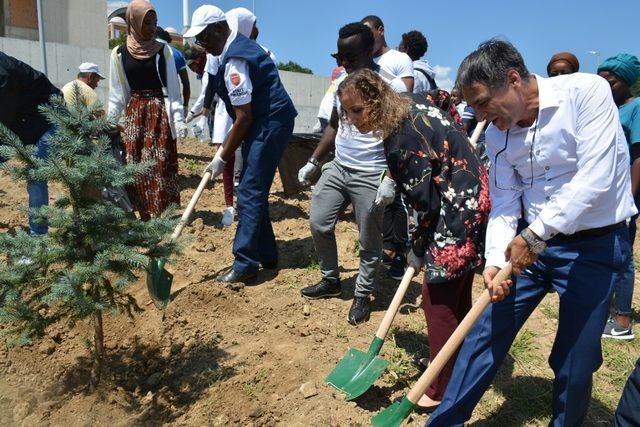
[554,222,626,241]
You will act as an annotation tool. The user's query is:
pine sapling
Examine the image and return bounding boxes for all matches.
[0,91,181,389]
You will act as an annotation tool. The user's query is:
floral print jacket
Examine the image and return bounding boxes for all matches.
[384,94,491,283]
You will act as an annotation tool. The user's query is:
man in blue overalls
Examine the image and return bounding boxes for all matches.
[184,5,297,283]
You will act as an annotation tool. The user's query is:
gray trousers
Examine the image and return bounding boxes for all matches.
[310,161,384,297]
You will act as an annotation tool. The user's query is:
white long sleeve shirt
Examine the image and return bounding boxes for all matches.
[107,44,184,138]
[484,73,637,268]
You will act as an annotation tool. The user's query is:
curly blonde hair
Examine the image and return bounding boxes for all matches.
[336,69,411,140]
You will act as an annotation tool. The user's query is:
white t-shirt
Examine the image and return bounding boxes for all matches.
[332,69,402,172]
[374,49,414,93]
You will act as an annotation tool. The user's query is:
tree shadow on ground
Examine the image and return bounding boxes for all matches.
[48,337,233,423]
[468,354,614,426]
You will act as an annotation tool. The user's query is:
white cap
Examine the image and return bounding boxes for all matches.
[183,5,226,38]
[78,62,105,79]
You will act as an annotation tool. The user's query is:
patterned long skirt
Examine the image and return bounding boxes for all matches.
[122,89,180,219]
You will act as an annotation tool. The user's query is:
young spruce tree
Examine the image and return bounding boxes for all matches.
[0,92,180,389]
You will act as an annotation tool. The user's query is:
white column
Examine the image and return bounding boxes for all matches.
[183,0,190,32]
[36,0,47,75]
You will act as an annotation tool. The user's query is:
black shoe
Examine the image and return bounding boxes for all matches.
[300,278,341,300]
[348,296,371,325]
[216,269,257,284]
[381,251,394,266]
[387,254,407,280]
[261,259,278,270]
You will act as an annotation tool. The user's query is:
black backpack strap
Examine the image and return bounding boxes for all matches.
[415,67,438,91]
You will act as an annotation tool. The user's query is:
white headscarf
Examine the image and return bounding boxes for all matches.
[225,7,256,38]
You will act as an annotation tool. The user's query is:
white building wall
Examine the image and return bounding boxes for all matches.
[1,37,328,133]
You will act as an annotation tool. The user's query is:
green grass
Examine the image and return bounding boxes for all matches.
[379,330,419,386]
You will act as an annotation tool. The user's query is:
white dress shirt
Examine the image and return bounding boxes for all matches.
[485,73,637,268]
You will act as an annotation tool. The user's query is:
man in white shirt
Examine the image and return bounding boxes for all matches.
[398,30,437,93]
[361,14,414,280]
[427,40,636,426]
[361,15,413,93]
[297,22,398,325]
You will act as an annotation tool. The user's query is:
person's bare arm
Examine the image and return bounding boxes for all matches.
[219,103,253,162]
[631,157,640,197]
[179,68,191,112]
[310,107,339,161]
[401,76,414,93]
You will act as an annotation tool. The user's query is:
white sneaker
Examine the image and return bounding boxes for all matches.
[221,206,235,227]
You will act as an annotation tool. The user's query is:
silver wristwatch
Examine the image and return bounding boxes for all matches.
[308,157,320,167]
[520,228,547,254]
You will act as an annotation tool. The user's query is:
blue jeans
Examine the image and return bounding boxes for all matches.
[427,225,630,427]
[614,216,636,315]
[615,356,640,426]
[27,129,52,236]
[232,116,294,274]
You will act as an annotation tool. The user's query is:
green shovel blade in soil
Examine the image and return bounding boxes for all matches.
[144,171,212,310]
[325,267,416,400]
[325,337,389,400]
[147,257,173,310]
[371,396,415,427]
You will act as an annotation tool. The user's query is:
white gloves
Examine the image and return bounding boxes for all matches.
[373,175,396,210]
[185,111,196,123]
[204,154,226,180]
[298,161,319,186]
[175,120,188,138]
[193,116,207,141]
[407,248,424,273]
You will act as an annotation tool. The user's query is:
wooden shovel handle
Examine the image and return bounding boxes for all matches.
[406,263,513,403]
[171,171,212,240]
[375,267,415,340]
[468,120,487,149]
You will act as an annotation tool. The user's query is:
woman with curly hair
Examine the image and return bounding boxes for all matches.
[336,69,491,411]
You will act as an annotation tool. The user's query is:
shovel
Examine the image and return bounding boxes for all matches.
[147,171,212,309]
[371,263,513,427]
[325,266,416,400]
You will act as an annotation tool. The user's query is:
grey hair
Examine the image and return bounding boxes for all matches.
[77,72,93,79]
[455,39,530,91]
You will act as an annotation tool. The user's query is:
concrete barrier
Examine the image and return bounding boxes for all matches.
[0,37,329,133]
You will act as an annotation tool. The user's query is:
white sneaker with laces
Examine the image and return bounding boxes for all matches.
[221,206,235,227]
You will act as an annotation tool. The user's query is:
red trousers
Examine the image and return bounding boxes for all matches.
[222,152,235,207]
[422,269,474,401]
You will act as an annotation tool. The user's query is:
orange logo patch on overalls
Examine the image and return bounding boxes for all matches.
[230,73,241,86]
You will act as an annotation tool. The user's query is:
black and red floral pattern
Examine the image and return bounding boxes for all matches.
[384,94,490,283]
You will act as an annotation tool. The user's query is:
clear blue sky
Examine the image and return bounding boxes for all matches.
[151,0,639,89]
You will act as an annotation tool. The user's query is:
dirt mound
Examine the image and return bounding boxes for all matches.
[0,138,626,426]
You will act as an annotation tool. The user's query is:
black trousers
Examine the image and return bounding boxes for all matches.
[383,192,409,254]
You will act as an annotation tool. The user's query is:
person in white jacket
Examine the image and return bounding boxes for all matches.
[108,0,186,220]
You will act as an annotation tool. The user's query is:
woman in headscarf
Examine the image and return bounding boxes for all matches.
[546,52,579,77]
[107,0,187,220]
[598,53,640,340]
[336,69,490,411]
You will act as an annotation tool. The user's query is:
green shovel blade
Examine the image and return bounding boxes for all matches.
[371,396,416,427]
[325,337,389,400]
[146,257,173,310]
